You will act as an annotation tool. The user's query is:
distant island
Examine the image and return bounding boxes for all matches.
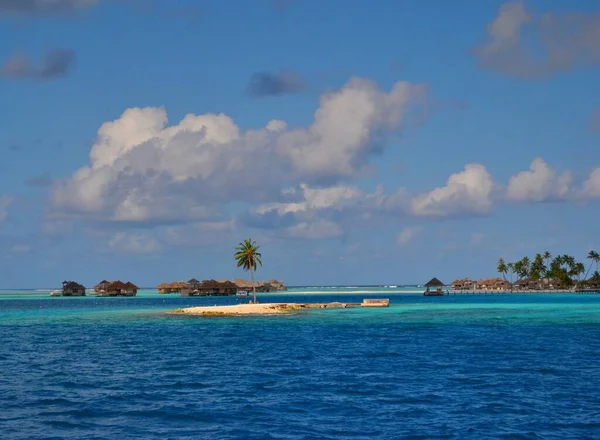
[451,251,600,293]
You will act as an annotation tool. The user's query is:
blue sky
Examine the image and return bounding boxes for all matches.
[1,0,599,288]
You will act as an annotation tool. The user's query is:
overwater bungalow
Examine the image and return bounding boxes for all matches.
[451,278,474,291]
[188,278,201,289]
[476,278,511,291]
[94,280,111,294]
[220,280,239,295]
[513,278,535,291]
[182,279,238,296]
[156,283,170,294]
[62,281,86,296]
[196,280,224,296]
[92,280,140,297]
[123,282,139,296]
[157,281,189,294]
[106,280,126,296]
[581,277,600,292]
[424,277,446,296]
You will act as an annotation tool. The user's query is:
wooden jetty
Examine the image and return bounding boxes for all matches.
[294,299,390,309]
[361,298,390,307]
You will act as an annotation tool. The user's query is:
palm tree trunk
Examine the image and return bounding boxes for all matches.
[585,262,593,282]
[250,266,257,304]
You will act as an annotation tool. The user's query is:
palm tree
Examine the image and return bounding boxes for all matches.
[543,251,551,266]
[543,251,552,279]
[497,258,508,281]
[584,250,599,281]
[574,262,585,284]
[235,239,263,304]
[549,255,567,287]
[514,260,524,281]
[507,262,516,289]
[530,253,545,281]
[521,256,531,279]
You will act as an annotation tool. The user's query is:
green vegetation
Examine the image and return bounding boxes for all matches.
[497,250,600,289]
[235,239,263,304]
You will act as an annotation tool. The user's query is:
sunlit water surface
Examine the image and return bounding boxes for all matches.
[1,288,600,439]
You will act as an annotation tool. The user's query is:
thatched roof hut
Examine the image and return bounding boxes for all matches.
[94,280,109,290]
[219,280,239,294]
[199,279,221,288]
[424,277,445,288]
[231,278,254,289]
[62,281,86,296]
[123,282,139,295]
[107,280,126,293]
[156,282,171,294]
[188,278,200,287]
[194,279,236,296]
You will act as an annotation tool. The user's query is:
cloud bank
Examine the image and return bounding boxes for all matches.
[51,77,427,225]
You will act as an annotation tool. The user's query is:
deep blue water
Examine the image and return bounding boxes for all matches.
[2,291,600,439]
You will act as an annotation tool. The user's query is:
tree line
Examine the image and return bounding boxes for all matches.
[497,251,600,288]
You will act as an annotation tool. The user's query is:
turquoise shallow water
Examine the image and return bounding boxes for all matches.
[2,288,600,439]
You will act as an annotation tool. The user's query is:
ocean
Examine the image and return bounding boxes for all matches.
[2,287,600,439]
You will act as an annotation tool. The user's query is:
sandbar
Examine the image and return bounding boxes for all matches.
[170,303,302,316]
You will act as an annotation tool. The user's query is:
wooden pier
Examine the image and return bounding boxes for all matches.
[295,299,390,309]
[575,288,600,294]
[448,289,600,295]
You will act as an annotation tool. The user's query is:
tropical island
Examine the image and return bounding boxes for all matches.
[172,239,391,316]
[451,251,600,293]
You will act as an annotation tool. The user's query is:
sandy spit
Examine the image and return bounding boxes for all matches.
[170,303,302,316]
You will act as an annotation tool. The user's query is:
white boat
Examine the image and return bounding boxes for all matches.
[50,290,62,297]
[236,290,249,297]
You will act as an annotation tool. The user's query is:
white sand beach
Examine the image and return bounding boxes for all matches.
[171,303,302,316]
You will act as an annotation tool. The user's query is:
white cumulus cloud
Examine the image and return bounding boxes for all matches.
[582,168,600,198]
[277,77,427,178]
[257,183,368,215]
[410,164,495,217]
[50,77,426,225]
[506,157,572,202]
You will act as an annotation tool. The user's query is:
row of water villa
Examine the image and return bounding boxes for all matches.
[450,277,600,293]
[52,280,140,297]
[157,278,287,297]
[51,278,286,297]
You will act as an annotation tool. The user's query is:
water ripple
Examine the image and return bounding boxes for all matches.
[2,294,600,438]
